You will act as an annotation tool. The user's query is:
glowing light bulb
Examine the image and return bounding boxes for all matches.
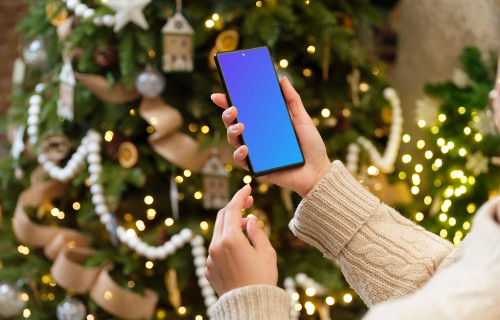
[402,154,412,163]
[425,150,433,159]
[343,293,353,303]
[194,191,203,199]
[440,229,448,238]
[205,19,215,28]
[367,166,379,176]
[439,213,447,222]
[243,175,252,184]
[279,59,288,68]
[459,148,467,156]
[321,108,331,118]
[212,13,219,21]
[448,217,456,226]
[144,195,154,205]
[307,45,316,54]
[416,140,425,149]
[438,114,447,122]
[415,212,424,221]
[418,120,426,128]
[437,138,445,146]
[104,130,114,142]
[165,218,174,226]
[402,134,411,143]
[464,127,471,135]
[424,196,432,205]
[306,288,316,296]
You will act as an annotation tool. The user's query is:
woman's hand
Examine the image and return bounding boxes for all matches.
[211,76,332,197]
[205,185,278,296]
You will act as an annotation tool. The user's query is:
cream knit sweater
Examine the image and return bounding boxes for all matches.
[209,161,500,319]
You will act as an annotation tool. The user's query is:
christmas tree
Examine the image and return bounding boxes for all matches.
[0,1,404,319]
[400,47,500,245]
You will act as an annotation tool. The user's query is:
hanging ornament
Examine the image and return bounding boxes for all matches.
[209,30,240,69]
[40,132,71,162]
[161,0,195,73]
[135,65,166,98]
[118,141,139,168]
[346,67,361,107]
[46,0,69,26]
[23,37,48,67]
[102,0,152,33]
[92,44,117,67]
[165,269,182,309]
[0,282,27,318]
[201,151,229,209]
[58,56,76,121]
[56,294,86,320]
[10,125,26,179]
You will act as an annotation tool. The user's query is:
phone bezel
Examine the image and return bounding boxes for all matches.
[214,46,305,177]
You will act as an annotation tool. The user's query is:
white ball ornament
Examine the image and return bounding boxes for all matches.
[90,184,104,195]
[95,204,107,215]
[23,37,47,67]
[102,14,115,27]
[29,94,42,105]
[27,125,38,137]
[192,246,206,257]
[180,228,193,241]
[194,256,206,267]
[195,267,205,277]
[83,8,95,19]
[28,104,41,115]
[197,277,210,288]
[191,235,204,247]
[204,296,217,307]
[35,83,46,93]
[162,242,175,255]
[74,3,88,17]
[170,234,183,248]
[135,67,166,98]
[0,282,27,318]
[93,16,103,26]
[202,287,214,298]
[56,295,86,320]
[66,0,80,10]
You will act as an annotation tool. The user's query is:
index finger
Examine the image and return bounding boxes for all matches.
[211,93,230,109]
[223,185,252,234]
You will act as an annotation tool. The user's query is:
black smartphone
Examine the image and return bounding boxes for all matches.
[214,46,305,177]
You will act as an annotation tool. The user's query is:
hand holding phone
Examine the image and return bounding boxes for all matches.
[215,47,305,177]
[212,65,332,197]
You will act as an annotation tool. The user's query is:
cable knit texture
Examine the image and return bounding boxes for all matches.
[289,161,454,306]
[208,285,290,320]
[209,161,500,319]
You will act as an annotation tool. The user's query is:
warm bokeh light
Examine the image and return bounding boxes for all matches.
[145,261,154,269]
[243,175,252,184]
[326,296,335,305]
[144,195,154,205]
[306,288,316,296]
[205,19,214,28]
[307,45,316,54]
[136,220,145,231]
[184,170,192,177]
[165,218,174,226]
[194,191,203,199]
[321,108,331,118]
[415,212,424,221]
[402,134,411,143]
[279,59,289,68]
[104,130,114,142]
[418,120,426,128]
[200,221,209,230]
[73,202,81,210]
[343,293,353,303]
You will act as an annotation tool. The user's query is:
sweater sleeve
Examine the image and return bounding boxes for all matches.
[208,285,291,320]
[363,198,500,320]
[289,160,454,306]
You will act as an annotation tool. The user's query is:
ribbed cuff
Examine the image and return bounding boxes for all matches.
[208,285,291,320]
[463,197,500,268]
[289,160,380,258]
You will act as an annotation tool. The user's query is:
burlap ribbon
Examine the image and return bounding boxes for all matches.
[12,168,158,319]
[75,73,140,104]
[139,96,235,172]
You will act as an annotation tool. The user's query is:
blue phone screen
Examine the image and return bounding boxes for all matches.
[217,47,304,175]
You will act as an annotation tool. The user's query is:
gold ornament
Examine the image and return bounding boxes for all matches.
[118,142,139,168]
[46,1,68,26]
[40,132,71,162]
[215,30,239,52]
[165,269,181,309]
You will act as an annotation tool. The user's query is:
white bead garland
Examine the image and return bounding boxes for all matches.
[25,84,220,311]
[346,87,403,174]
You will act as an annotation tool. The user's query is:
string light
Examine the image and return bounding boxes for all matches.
[304,302,315,315]
[144,195,154,205]
[418,120,426,128]
[439,213,447,222]
[194,191,203,199]
[212,13,219,21]
[415,212,424,221]
[440,229,448,238]
[411,186,419,194]
[416,140,425,149]
[225,165,233,172]
[205,19,214,28]
[444,187,454,198]
[146,126,154,133]
[294,304,302,311]
[256,0,262,7]
[402,154,412,163]
[292,292,299,301]
[367,166,379,176]
[130,109,136,116]
[243,175,252,184]
[87,315,95,320]
[326,297,335,305]
[303,68,312,77]
[343,293,353,303]
[127,229,137,238]
[463,221,471,230]
[434,179,442,187]
[466,203,476,213]
[157,310,166,319]
[437,138,445,146]
[307,45,316,54]
[175,176,184,183]
[424,196,432,205]
[165,218,174,226]
[18,245,29,255]
[468,176,475,185]
[438,114,447,122]
[73,202,81,210]
[448,217,456,226]
[412,174,420,185]
[458,106,466,114]
[104,130,114,142]
[464,127,471,135]
[57,211,65,219]
[279,59,288,68]
[178,307,186,315]
[402,134,411,143]
[359,83,370,92]
[434,159,443,167]
[398,171,406,180]
[474,133,482,142]
[136,220,145,231]
[305,288,316,296]
[459,148,467,156]
[415,164,423,172]
[51,208,59,216]
[201,125,210,134]
[372,67,380,75]
[148,50,156,58]
[104,291,113,300]
[321,108,331,118]
[23,309,31,318]
[124,213,133,222]
[127,281,135,288]
[184,170,192,177]
[200,221,209,231]
[195,316,203,320]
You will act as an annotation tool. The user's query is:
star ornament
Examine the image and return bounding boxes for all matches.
[103,0,152,32]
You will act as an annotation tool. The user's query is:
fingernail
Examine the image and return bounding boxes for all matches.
[232,123,239,131]
[210,94,216,101]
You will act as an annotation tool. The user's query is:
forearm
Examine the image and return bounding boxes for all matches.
[289,161,454,306]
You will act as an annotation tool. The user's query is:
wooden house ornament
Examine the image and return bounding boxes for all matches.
[57,58,75,121]
[201,155,230,209]
[162,1,194,73]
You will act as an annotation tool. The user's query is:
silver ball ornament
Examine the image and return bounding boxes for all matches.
[0,282,27,318]
[135,67,166,98]
[23,37,48,67]
[56,295,86,320]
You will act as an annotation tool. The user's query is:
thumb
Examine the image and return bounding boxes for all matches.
[246,218,272,250]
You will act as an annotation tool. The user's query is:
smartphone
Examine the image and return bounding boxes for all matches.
[215,46,305,177]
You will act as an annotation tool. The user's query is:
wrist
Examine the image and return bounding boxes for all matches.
[299,161,332,198]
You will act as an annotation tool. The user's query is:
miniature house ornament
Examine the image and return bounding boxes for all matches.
[201,153,230,209]
[58,56,76,121]
[161,0,194,72]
